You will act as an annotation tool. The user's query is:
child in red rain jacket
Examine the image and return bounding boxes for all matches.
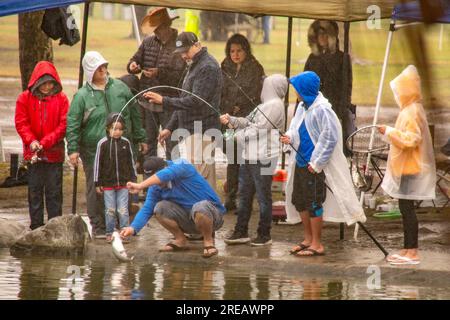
[15,61,69,230]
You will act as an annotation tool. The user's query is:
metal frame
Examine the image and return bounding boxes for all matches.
[65,1,387,256]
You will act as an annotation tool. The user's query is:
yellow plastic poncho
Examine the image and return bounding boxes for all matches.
[381,65,436,200]
[184,10,200,37]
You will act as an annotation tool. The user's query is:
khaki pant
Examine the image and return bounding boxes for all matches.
[184,133,217,192]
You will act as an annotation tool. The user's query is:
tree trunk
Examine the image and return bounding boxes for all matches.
[129,5,148,39]
[18,11,53,91]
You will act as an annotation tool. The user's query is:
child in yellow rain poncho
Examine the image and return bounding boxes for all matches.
[379,65,436,265]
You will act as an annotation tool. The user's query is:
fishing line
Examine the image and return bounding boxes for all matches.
[110,85,232,160]
[222,70,329,190]
[223,71,388,255]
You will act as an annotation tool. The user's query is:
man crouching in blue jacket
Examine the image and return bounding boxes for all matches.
[120,157,226,258]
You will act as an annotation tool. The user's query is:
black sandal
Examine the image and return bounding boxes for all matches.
[159,242,188,252]
[295,248,325,257]
[289,243,310,255]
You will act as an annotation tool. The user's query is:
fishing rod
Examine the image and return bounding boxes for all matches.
[111,85,235,154]
[222,71,319,176]
[222,71,306,153]
[222,70,389,257]
[114,85,228,127]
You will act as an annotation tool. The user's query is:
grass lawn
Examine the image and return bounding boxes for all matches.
[1,6,450,107]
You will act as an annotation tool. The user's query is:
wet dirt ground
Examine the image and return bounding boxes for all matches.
[1,78,450,299]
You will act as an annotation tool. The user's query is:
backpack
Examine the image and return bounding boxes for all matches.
[41,6,80,46]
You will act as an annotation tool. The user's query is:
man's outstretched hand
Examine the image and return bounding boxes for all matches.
[127,181,142,194]
[120,227,135,238]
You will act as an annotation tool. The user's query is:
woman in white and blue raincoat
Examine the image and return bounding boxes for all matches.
[281,71,366,257]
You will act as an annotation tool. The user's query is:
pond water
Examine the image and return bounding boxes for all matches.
[1,249,449,300]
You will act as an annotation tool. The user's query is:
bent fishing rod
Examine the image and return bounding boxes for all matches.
[222,70,389,257]
[222,70,334,183]
[111,85,235,152]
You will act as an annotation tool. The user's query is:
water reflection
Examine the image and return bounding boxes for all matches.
[15,255,85,300]
[0,249,448,300]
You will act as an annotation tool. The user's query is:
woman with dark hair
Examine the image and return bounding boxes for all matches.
[221,33,265,211]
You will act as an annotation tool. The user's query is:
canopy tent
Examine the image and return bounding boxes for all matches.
[371,0,450,139]
[392,0,450,23]
[360,0,450,239]
[0,1,402,255]
[0,0,398,21]
[0,0,84,17]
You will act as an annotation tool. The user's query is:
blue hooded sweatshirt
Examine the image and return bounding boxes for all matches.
[289,71,321,167]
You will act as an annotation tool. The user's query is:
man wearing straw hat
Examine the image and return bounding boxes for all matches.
[127,7,186,161]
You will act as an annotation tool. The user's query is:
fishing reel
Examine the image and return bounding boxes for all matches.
[222,122,236,141]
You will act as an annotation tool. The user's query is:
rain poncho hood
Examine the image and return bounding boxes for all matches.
[82,51,109,85]
[28,61,62,99]
[284,90,366,225]
[261,73,289,102]
[381,65,436,200]
[229,74,287,165]
[289,71,320,107]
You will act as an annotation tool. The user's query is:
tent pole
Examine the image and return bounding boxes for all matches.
[72,1,90,215]
[369,20,395,155]
[77,2,89,89]
[340,21,350,240]
[131,5,141,46]
[363,20,395,178]
[282,16,293,169]
[354,20,395,253]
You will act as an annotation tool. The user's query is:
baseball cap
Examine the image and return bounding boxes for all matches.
[174,32,198,54]
[143,157,167,176]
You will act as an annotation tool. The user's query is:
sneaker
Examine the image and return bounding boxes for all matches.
[250,236,272,246]
[106,234,113,243]
[224,231,250,245]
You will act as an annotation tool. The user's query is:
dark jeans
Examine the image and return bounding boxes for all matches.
[235,162,273,239]
[223,138,239,204]
[399,199,418,249]
[144,109,177,160]
[27,162,63,230]
[83,162,105,235]
[226,163,239,203]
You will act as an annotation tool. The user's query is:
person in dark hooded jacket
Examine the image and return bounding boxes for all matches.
[220,34,265,211]
[15,61,69,230]
[304,20,352,123]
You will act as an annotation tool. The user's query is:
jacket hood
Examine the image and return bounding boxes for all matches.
[260,74,288,103]
[308,20,339,55]
[390,65,422,109]
[82,51,109,85]
[290,71,320,107]
[27,61,62,96]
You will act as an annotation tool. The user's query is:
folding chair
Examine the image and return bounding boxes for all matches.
[370,152,388,194]
[436,161,450,211]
